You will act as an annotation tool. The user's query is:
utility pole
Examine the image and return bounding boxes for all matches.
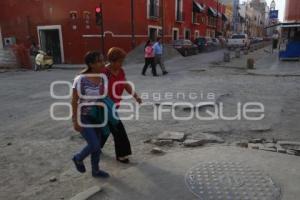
[130,0,136,49]
[100,3,105,55]
[96,3,105,55]
[216,0,219,36]
[161,0,165,43]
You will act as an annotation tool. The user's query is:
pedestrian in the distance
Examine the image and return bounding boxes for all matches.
[153,38,168,75]
[142,40,158,76]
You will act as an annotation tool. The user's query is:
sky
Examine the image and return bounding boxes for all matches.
[240,0,286,21]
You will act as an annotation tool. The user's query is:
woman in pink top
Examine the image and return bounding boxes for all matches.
[142,40,158,76]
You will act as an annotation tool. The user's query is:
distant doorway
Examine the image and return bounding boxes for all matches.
[172,28,179,41]
[37,25,64,64]
[149,27,158,42]
[185,29,191,40]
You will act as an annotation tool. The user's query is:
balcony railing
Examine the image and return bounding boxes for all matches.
[176,11,185,22]
[149,5,160,19]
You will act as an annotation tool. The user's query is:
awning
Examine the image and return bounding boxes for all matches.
[193,1,205,13]
[281,23,300,28]
[265,22,300,29]
[208,7,217,17]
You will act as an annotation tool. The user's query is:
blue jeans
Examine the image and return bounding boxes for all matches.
[75,116,102,173]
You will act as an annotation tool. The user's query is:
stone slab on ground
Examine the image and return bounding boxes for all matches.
[90,146,300,200]
[248,143,264,150]
[192,132,225,144]
[278,141,300,150]
[183,139,204,147]
[150,147,165,154]
[70,186,102,200]
[276,144,287,154]
[152,139,174,146]
[265,143,276,149]
[260,147,277,152]
[234,141,249,148]
[157,131,186,142]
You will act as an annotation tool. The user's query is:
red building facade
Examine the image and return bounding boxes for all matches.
[285,0,300,21]
[0,0,225,64]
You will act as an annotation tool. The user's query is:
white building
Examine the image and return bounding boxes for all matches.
[239,0,267,37]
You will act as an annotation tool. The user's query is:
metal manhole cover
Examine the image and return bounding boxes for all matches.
[185,162,281,200]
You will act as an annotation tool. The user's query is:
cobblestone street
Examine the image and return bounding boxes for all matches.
[1,46,300,199]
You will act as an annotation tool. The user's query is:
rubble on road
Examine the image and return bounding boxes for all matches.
[152,139,174,147]
[260,147,277,152]
[153,132,225,148]
[70,186,102,200]
[235,141,248,148]
[49,176,57,182]
[143,139,153,144]
[277,141,300,150]
[235,138,300,157]
[248,143,263,150]
[183,139,204,147]
[249,138,265,144]
[248,124,272,132]
[157,131,186,142]
[193,132,225,144]
[183,133,225,148]
[151,147,165,155]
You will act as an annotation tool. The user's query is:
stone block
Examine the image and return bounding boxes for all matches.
[158,131,186,142]
[70,186,102,200]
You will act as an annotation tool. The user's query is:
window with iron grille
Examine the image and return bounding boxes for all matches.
[149,0,160,18]
[176,0,184,22]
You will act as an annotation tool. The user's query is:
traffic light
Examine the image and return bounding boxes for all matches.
[95,6,102,26]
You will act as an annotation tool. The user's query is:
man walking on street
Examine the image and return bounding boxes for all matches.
[153,38,168,75]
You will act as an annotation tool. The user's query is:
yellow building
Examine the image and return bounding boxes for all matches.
[223,1,234,37]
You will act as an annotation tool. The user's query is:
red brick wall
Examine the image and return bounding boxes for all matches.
[285,0,300,21]
[0,0,226,64]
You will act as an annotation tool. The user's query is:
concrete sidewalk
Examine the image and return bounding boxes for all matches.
[90,146,300,200]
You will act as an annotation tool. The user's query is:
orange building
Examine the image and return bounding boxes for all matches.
[285,0,300,21]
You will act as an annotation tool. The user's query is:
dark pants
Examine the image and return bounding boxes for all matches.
[155,54,167,73]
[273,39,278,49]
[75,117,102,173]
[142,57,157,76]
[101,121,132,158]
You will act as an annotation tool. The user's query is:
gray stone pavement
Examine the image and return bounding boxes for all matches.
[90,146,300,200]
[1,47,300,200]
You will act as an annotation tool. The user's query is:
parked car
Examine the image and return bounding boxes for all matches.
[227,34,251,49]
[250,37,264,44]
[173,39,199,56]
[194,37,214,52]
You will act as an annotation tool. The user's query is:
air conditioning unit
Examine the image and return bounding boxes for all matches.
[4,37,16,46]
